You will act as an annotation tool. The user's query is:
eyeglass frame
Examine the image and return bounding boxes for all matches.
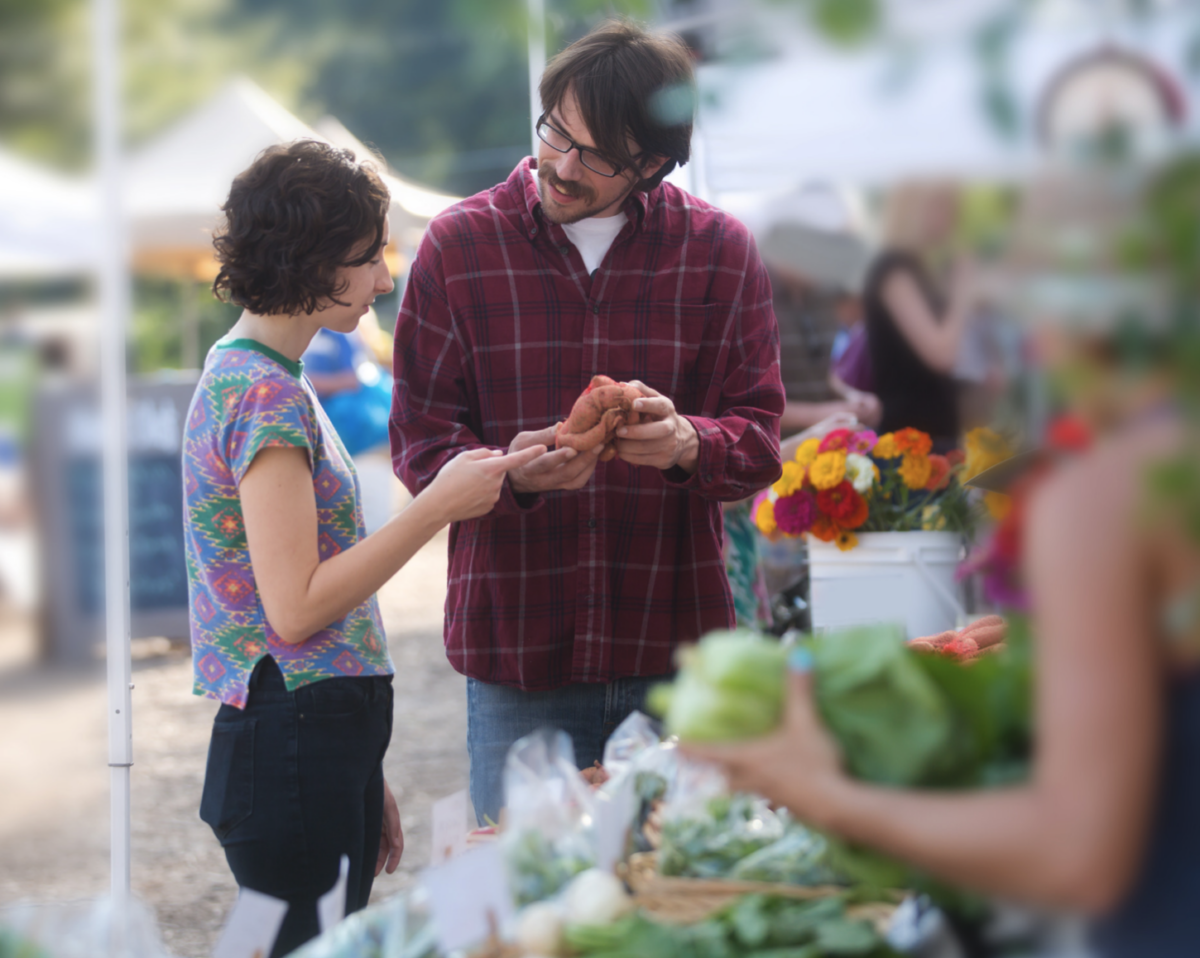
[535,114,645,178]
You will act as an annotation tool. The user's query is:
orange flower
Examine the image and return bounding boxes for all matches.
[894,427,933,457]
[835,529,859,551]
[924,454,951,491]
[808,514,840,542]
[899,453,932,490]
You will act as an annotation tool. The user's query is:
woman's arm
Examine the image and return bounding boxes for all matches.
[239,443,545,644]
[881,263,975,376]
[688,448,1162,912]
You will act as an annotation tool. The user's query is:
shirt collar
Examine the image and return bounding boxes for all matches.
[514,157,652,241]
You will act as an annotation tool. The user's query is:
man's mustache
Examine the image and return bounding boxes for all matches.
[540,163,594,204]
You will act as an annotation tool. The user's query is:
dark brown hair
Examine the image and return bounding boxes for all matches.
[539,20,695,192]
[212,139,390,316]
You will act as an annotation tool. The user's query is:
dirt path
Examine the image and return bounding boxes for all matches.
[0,529,464,958]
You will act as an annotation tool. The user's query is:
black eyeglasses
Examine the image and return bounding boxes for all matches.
[536,115,627,177]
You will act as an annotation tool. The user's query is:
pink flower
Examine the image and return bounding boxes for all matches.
[774,490,818,536]
[849,430,878,454]
[818,429,852,453]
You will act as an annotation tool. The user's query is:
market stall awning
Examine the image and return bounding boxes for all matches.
[0,146,97,280]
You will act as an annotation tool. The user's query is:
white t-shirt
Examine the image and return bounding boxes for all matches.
[562,211,628,275]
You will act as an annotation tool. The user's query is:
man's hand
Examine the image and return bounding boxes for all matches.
[507,425,604,494]
[613,381,700,473]
[376,779,405,876]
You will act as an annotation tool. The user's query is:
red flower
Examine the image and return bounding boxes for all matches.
[775,490,817,536]
[945,449,966,467]
[817,481,868,529]
[924,454,951,491]
[808,514,840,542]
[818,428,853,453]
[1047,415,1092,452]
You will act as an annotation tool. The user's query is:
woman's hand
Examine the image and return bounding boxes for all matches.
[681,659,848,826]
[376,778,405,876]
[423,444,547,523]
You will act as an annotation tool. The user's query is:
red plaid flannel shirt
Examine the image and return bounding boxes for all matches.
[390,159,783,690]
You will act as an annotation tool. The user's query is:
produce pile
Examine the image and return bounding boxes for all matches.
[555,375,644,461]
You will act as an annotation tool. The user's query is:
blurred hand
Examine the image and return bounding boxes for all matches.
[614,381,699,472]
[507,425,604,494]
[682,664,845,818]
[376,779,404,876]
[846,391,882,429]
[426,444,547,522]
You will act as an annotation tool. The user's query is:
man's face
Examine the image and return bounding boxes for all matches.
[536,90,662,224]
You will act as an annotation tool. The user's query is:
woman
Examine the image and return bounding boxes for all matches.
[689,319,1200,952]
[864,181,978,449]
[183,140,544,956]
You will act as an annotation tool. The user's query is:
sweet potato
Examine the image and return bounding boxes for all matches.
[555,374,644,462]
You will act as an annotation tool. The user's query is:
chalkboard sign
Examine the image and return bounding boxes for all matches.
[65,455,190,614]
[33,374,198,662]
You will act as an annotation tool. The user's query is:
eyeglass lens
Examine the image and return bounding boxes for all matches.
[537,122,620,177]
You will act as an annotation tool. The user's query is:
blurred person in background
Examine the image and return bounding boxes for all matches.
[865,180,983,450]
[186,140,543,956]
[302,313,392,458]
[390,21,784,824]
[689,159,1200,957]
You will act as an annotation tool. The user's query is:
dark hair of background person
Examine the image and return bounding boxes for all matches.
[212,139,391,317]
[539,20,695,192]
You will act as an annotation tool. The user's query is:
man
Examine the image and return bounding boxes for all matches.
[390,21,784,823]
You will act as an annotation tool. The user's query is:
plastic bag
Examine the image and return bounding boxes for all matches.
[501,729,597,906]
[287,887,437,958]
[0,897,169,958]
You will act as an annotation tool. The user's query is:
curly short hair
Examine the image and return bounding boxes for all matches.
[212,140,390,316]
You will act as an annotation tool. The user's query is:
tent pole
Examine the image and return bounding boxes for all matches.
[527,0,546,158]
[93,0,133,905]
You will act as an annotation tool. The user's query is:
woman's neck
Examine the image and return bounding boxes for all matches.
[226,310,319,362]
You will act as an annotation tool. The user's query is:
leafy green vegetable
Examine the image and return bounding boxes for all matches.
[659,795,785,879]
[729,828,840,886]
[502,828,592,907]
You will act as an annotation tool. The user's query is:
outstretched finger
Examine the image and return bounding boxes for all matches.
[490,444,548,471]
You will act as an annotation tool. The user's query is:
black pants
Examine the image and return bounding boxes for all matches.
[199,656,394,958]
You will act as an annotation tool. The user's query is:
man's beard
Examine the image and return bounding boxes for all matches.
[537,162,606,225]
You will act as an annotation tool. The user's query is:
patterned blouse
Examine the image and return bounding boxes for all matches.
[182,337,392,707]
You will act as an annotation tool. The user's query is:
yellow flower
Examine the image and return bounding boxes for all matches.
[755,498,778,535]
[921,504,948,531]
[873,432,900,459]
[794,437,821,467]
[985,491,1011,520]
[964,427,1013,481]
[835,529,859,551]
[898,453,932,490]
[809,450,847,490]
[772,461,805,497]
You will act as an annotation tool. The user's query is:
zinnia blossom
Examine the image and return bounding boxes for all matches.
[794,437,821,467]
[772,460,805,497]
[848,430,878,454]
[818,429,852,453]
[754,498,778,536]
[835,529,859,551]
[924,454,951,491]
[985,491,1011,520]
[816,481,866,527]
[964,427,1012,480]
[808,450,847,490]
[894,427,933,457]
[807,513,840,542]
[844,452,875,494]
[899,453,932,490]
[774,490,817,536]
[872,432,901,459]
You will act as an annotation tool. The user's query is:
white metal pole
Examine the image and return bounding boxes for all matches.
[527,0,546,158]
[93,0,133,905]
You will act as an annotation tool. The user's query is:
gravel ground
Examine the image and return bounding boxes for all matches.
[0,527,465,958]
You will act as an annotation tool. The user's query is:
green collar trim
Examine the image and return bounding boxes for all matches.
[217,337,303,378]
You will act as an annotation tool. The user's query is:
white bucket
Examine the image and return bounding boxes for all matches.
[808,531,965,640]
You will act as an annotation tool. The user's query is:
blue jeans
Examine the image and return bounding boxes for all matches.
[466,675,665,826]
[199,656,393,958]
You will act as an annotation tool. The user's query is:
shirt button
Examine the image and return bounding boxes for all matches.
[530,226,538,237]
[559,244,571,255]
[703,474,714,483]
[587,518,597,529]
[592,303,600,314]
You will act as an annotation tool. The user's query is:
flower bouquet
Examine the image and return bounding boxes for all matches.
[752,427,981,552]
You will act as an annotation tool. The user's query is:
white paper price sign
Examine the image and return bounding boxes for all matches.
[430,789,469,865]
[213,887,288,958]
[421,843,514,954]
[317,854,350,933]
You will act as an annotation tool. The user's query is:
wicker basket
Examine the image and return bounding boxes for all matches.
[623,852,899,931]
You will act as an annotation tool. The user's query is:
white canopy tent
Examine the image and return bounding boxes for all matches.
[125,77,459,280]
[0,147,97,280]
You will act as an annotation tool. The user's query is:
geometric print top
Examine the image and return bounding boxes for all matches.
[182,337,392,708]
